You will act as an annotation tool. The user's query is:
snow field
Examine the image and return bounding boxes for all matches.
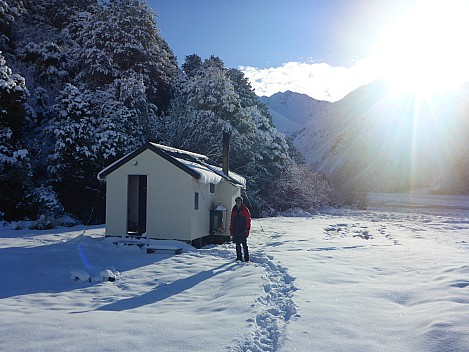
[261,211,469,352]
[1,201,469,351]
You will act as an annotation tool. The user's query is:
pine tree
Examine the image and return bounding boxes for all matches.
[44,0,178,221]
[162,56,237,157]
[47,84,107,221]
[165,56,296,214]
[0,51,34,221]
[223,67,292,212]
[71,0,177,114]
[181,54,203,78]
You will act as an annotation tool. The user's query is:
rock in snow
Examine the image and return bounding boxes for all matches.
[92,269,119,282]
[70,269,120,282]
[70,269,91,282]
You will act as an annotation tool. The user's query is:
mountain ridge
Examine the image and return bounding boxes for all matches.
[261,80,469,194]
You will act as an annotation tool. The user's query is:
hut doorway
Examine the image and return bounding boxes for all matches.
[127,175,147,235]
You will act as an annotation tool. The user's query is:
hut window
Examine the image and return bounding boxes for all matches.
[209,183,215,194]
[194,192,199,210]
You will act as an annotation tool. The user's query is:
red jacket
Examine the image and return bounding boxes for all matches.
[230,204,252,239]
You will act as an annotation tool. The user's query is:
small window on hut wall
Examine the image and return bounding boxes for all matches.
[209,183,215,195]
[194,192,199,210]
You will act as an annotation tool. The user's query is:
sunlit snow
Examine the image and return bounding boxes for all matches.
[1,193,468,351]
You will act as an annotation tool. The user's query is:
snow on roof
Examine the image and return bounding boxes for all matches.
[176,157,223,184]
[149,142,208,160]
[226,170,246,187]
[176,157,246,187]
[97,142,246,188]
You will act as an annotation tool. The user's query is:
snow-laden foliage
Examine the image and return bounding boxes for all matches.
[0,0,336,223]
[261,164,337,214]
[161,62,238,157]
[162,55,303,214]
[0,0,13,51]
[49,83,102,180]
[43,0,177,221]
[27,185,64,228]
[0,0,29,53]
[0,50,35,221]
[70,0,177,111]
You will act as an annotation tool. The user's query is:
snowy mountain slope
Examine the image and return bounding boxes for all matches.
[258,91,331,134]
[262,81,469,193]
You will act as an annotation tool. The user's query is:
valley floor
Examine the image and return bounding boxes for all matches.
[1,193,468,351]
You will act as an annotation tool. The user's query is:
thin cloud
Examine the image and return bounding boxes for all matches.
[240,59,379,102]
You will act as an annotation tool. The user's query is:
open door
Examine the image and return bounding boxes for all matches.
[127,175,147,235]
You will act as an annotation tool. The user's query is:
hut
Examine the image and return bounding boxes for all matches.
[97,137,245,246]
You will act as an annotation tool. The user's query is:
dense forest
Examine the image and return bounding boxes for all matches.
[0,0,336,227]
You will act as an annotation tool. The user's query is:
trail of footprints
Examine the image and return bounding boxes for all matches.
[324,222,400,245]
[232,222,399,351]
[230,220,402,351]
[230,252,299,352]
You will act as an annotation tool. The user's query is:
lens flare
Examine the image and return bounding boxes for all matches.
[370,0,469,97]
[77,243,94,270]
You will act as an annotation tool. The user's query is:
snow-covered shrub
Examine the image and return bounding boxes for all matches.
[9,221,23,230]
[55,215,80,227]
[25,186,66,229]
[262,163,337,213]
[340,191,368,210]
[30,214,54,230]
[277,208,314,217]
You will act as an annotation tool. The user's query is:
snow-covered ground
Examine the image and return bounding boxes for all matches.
[1,193,469,352]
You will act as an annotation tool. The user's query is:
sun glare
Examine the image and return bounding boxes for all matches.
[371,0,469,97]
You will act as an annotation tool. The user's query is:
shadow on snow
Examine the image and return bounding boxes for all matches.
[85,262,238,312]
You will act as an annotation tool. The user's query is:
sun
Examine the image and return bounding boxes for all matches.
[370,0,469,97]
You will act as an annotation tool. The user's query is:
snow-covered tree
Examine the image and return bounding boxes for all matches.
[181,53,203,78]
[13,0,93,90]
[223,65,292,212]
[164,55,296,214]
[47,84,130,219]
[40,0,177,221]
[261,164,336,213]
[71,0,177,113]
[0,0,14,52]
[162,57,237,157]
[0,51,33,220]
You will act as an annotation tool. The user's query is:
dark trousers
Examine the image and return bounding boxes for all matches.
[235,238,249,262]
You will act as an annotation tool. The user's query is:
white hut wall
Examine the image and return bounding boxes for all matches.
[190,179,211,240]
[145,153,193,240]
[104,171,128,237]
[214,180,242,234]
[103,149,193,240]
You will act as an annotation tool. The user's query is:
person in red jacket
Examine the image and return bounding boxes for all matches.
[230,196,251,262]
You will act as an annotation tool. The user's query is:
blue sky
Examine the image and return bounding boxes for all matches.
[150,0,409,68]
[148,0,469,101]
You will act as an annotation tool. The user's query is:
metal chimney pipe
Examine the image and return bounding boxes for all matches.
[222,132,230,176]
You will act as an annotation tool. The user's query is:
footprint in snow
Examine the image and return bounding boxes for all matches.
[229,254,299,352]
